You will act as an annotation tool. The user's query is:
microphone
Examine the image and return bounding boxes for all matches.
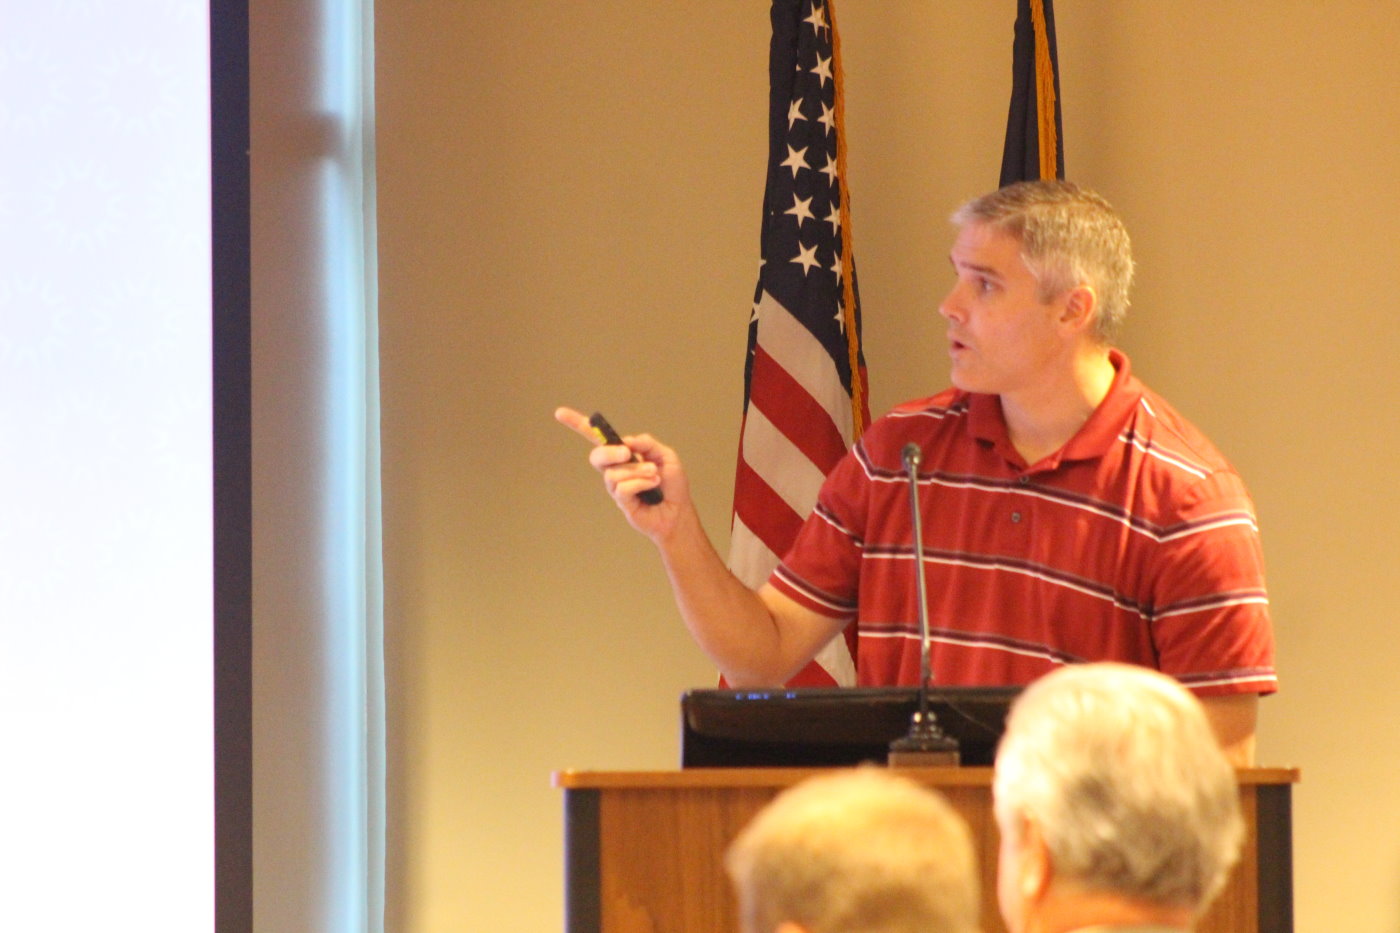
[888,442,961,767]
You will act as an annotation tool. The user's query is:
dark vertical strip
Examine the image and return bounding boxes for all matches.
[999,0,1065,186]
[564,790,602,933]
[211,1,252,932]
[1255,784,1295,933]
[999,0,1037,186]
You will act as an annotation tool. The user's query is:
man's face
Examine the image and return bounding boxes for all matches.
[938,222,1069,398]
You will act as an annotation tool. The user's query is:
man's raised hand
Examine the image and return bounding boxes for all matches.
[553,406,688,539]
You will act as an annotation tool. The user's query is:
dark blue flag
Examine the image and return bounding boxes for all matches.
[1001,0,1065,185]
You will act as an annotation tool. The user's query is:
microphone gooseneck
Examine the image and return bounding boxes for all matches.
[888,442,961,766]
[901,443,932,719]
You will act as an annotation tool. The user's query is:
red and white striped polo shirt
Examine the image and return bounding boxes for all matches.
[770,350,1276,697]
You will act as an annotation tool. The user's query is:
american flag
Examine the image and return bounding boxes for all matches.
[727,0,869,687]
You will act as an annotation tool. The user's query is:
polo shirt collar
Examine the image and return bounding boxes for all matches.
[965,348,1143,471]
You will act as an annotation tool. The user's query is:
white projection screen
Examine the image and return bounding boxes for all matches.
[0,2,229,930]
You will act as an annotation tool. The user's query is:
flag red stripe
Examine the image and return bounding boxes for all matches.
[733,457,806,558]
[779,661,840,688]
[749,345,850,472]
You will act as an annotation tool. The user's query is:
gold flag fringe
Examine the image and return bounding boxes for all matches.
[1031,0,1059,180]
[827,0,867,438]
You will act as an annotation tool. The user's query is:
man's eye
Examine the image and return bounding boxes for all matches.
[977,277,995,293]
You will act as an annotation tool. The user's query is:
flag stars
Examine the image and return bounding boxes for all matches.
[781,144,810,178]
[811,53,833,88]
[804,2,829,36]
[824,202,841,235]
[831,253,843,284]
[785,193,815,226]
[817,101,835,136]
[787,98,806,129]
[820,152,839,185]
[791,242,821,276]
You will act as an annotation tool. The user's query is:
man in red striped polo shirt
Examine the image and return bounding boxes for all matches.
[557,180,1274,765]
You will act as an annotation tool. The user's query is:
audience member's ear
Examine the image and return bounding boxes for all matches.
[1019,817,1054,901]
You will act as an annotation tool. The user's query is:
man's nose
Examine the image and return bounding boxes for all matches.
[938,283,963,323]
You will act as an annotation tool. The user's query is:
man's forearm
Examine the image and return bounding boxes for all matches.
[1199,693,1259,767]
[553,407,819,682]
[654,506,795,685]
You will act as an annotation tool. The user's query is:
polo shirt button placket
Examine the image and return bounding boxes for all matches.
[1012,474,1031,525]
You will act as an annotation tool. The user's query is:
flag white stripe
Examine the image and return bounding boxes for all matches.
[741,405,829,519]
[755,289,852,439]
[809,630,857,685]
[728,514,780,589]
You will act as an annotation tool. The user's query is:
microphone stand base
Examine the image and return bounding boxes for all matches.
[887,711,961,767]
[887,747,961,767]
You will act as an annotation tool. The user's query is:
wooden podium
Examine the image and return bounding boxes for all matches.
[556,767,1298,933]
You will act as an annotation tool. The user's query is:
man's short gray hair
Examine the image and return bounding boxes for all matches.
[952,179,1135,341]
[726,768,979,933]
[993,663,1244,914]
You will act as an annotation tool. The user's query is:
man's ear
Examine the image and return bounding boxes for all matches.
[1059,284,1098,333]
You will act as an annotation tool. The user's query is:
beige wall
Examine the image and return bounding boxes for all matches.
[375,3,1400,931]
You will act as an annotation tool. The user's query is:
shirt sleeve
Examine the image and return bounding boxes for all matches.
[1146,469,1277,697]
[767,444,869,621]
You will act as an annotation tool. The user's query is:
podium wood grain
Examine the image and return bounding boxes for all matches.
[556,767,1298,933]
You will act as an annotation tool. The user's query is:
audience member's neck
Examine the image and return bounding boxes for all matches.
[1026,882,1195,933]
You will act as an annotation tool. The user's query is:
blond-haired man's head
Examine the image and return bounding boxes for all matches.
[726,768,979,933]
